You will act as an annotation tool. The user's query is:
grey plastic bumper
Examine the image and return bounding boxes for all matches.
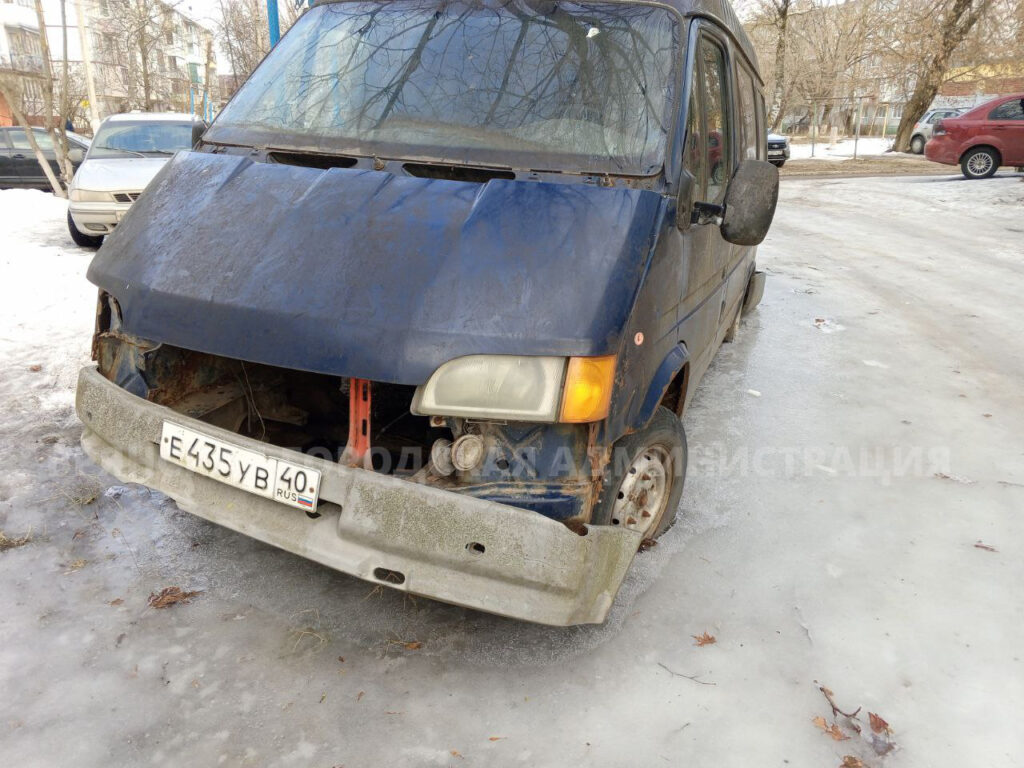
[76,366,641,625]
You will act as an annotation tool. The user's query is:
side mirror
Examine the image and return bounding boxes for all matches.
[68,147,84,163]
[191,122,207,148]
[720,160,779,246]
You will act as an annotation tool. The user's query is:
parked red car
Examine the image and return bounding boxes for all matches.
[925,92,1024,178]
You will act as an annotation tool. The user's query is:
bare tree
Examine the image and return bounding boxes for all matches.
[0,76,64,194]
[32,0,72,192]
[892,0,994,150]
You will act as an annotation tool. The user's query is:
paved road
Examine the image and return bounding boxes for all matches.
[1,175,1022,767]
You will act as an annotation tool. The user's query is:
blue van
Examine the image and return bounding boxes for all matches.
[77,0,778,625]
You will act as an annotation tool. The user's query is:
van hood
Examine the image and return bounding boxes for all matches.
[73,157,169,193]
[87,151,665,384]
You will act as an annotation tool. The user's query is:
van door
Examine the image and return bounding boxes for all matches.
[694,32,737,344]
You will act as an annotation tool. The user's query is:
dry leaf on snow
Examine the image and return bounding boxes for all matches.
[403,641,423,651]
[488,736,506,742]
[147,586,202,609]
[692,632,716,647]
[840,757,865,768]
[868,711,892,734]
[813,716,850,741]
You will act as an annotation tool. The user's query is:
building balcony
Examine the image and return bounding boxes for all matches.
[0,50,44,74]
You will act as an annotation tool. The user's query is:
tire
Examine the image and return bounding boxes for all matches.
[590,407,687,540]
[770,159,785,168]
[723,299,741,343]
[910,135,925,154]
[68,211,104,248]
[960,147,999,180]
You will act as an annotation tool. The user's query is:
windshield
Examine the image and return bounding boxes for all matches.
[208,0,680,175]
[88,121,196,159]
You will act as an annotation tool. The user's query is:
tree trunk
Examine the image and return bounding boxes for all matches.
[32,0,69,194]
[769,0,791,132]
[57,0,74,181]
[892,0,992,151]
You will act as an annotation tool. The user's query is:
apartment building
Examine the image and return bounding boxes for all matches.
[0,0,216,129]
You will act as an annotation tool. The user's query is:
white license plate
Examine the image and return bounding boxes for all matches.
[769,150,784,156]
[159,422,321,511]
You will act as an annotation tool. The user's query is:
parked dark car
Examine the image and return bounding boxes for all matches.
[767,132,790,167]
[75,0,778,625]
[925,92,1024,178]
[0,127,90,188]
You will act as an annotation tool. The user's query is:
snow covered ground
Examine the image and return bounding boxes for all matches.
[1,174,1023,767]
[789,136,900,161]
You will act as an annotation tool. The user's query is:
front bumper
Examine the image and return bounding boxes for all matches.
[69,201,133,235]
[76,366,642,625]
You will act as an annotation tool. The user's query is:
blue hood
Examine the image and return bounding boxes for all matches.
[87,151,665,384]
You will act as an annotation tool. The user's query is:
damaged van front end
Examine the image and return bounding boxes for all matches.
[77,148,663,625]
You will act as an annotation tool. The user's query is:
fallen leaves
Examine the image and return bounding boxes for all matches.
[813,716,850,741]
[109,598,124,606]
[638,538,657,552]
[488,736,506,742]
[28,364,42,372]
[692,632,716,647]
[868,712,891,735]
[839,757,865,768]
[147,586,202,609]
[403,641,423,651]
[356,691,365,702]
[64,558,87,573]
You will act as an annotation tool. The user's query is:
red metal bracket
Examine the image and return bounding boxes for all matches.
[342,378,371,467]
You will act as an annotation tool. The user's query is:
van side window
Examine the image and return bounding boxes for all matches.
[699,38,731,202]
[683,81,705,190]
[737,67,757,160]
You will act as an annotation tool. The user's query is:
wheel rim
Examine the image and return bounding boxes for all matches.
[967,153,993,176]
[611,445,673,536]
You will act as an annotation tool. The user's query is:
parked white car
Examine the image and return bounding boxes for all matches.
[909,108,963,154]
[68,113,206,247]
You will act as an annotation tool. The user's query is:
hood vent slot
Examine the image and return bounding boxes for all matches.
[403,163,515,184]
[268,151,358,170]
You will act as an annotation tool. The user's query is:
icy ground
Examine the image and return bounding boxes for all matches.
[789,136,899,161]
[1,173,1023,767]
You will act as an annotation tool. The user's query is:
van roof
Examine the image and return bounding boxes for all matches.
[312,0,760,80]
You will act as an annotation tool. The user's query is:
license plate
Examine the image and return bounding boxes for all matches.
[769,150,784,156]
[160,422,321,511]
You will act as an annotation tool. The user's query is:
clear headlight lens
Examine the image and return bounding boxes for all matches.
[69,189,115,202]
[412,355,566,422]
[412,354,618,423]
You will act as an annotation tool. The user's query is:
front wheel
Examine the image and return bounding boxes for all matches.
[960,147,999,179]
[67,211,104,248]
[910,135,925,154]
[770,159,785,168]
[591,407,687,540]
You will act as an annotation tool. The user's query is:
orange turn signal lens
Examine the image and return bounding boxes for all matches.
[559,355,616,423]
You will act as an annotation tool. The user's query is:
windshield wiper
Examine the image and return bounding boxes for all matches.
[93,145,147,157]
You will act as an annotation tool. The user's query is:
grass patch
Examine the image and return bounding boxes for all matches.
[0,530,32,551]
